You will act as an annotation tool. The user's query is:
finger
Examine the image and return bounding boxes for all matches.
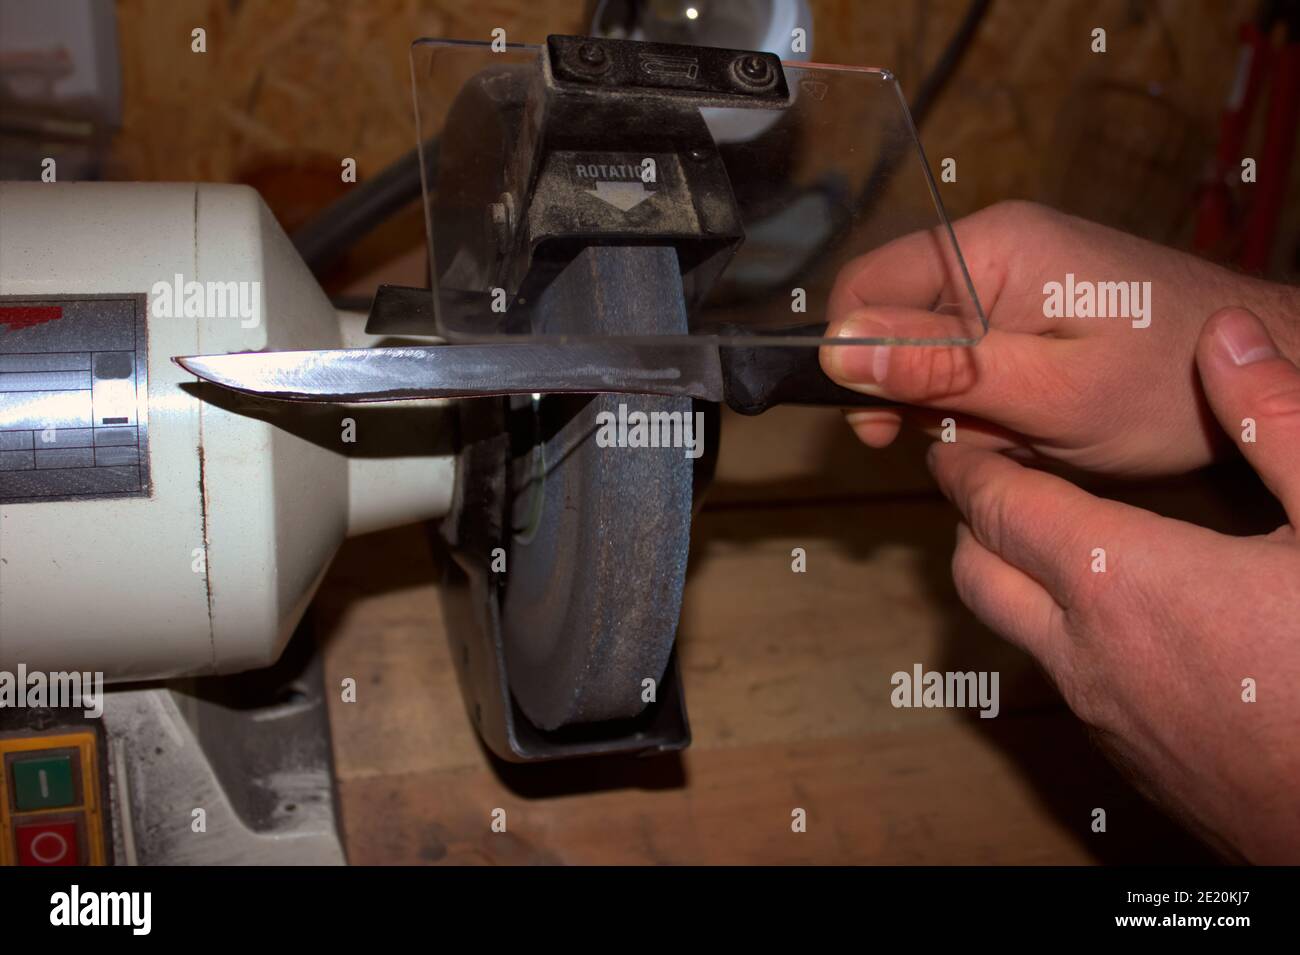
[927,441,1146,607]
[843,405,1032,454]
[903,408,1028,454]
[843,408,902,447]
[821,307,1075,434]
[1196,307,1300,523]
[845,403,1044,459]
[951,523,1068,672]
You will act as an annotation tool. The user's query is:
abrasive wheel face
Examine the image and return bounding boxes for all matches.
[501,391,694,731]
[433,65,698,732]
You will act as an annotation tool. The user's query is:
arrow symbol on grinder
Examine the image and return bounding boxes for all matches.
[589,180,653,212]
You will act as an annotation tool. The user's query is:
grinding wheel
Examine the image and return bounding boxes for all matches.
[499,246,695,731]
[501,389,693,730]
[435,68,698,733]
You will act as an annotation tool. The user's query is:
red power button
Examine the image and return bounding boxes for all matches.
[15,819,80,866]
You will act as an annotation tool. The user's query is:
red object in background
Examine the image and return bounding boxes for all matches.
[0,305,63,331]
[15,818,80,865]
[1193,22,1270,256]
[1242,31,1300,270]
[1194,3,1300,272]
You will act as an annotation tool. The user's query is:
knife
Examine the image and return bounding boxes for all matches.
[172,339,887,416]
[173,326,889,416]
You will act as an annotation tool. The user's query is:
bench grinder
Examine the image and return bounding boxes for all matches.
[0,35,983,864]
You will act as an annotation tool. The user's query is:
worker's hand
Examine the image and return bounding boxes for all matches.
[927,307,1300,862]
[820,201,1300,477]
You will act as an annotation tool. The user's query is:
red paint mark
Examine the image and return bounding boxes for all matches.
[0,305,63,331]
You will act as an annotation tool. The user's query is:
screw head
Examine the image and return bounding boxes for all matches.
[567,41,613,78]
[731,54,776,91]
[578,43,606,66]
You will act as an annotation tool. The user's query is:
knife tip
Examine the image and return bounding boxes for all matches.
[173,354,224,385]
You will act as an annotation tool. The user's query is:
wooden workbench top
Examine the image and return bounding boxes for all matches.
[319,407,1212,864]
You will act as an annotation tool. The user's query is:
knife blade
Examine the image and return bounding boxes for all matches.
[173,335,888,415]
[174,343,725,403]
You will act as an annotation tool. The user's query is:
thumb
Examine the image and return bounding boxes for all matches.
[1196,307,1300,523]
[820,307,1066,436]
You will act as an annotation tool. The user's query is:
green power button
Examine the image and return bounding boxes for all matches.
[12,754,77,810]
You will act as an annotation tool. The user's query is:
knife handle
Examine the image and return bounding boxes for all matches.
[716,323,893,416]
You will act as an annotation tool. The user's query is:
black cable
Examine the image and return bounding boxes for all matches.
[852,0,992,220]
[291,141,436,275]
[909,0,993,128]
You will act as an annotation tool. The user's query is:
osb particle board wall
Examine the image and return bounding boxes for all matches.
[112,0,1255,224]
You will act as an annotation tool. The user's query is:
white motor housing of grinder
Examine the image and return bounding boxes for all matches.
[0,182,454,681]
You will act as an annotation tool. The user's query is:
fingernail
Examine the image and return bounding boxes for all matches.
[829,314,891,385]
[1215,309,1278,366]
